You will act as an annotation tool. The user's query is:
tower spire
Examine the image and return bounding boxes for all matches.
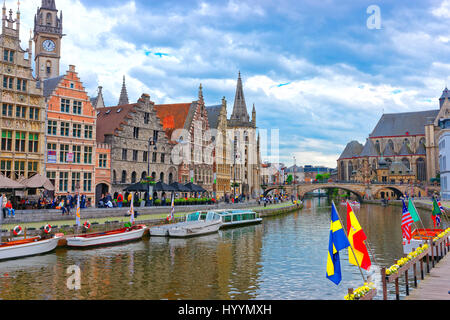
[231,71,250,123]
[118,75,129,105]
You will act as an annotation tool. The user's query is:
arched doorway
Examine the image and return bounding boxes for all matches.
[95,183,109,207]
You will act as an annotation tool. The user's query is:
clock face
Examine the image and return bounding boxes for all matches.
[42,39,56,52]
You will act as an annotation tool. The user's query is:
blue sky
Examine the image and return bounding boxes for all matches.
[17,0,450,167]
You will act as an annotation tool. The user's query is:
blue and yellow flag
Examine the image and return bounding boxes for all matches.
[326,203,350,285]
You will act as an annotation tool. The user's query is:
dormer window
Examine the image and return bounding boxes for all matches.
[46,13,52,26]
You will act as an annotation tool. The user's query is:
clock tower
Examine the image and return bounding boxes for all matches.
[33,0,63,80]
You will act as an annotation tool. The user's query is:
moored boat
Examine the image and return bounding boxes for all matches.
[167,211,222,238]
[0,235,61,261]
[216,210,262,228]
[66,225,148,248]
[403,228,448,255]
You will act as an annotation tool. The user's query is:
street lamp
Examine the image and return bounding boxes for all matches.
[147,135,157,206]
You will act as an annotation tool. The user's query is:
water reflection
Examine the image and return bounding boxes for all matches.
[0,198,439,300]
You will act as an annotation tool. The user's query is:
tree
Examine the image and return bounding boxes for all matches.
[286,175,293,184]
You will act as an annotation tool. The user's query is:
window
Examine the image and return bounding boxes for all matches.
[48,120,57,135]
[29,107,39,120]
[73,145,81,164]
[161,153,165,164]
[99,154,107,168]
[2,104,12,117]
[133,150,138,161]
[3,76,13,89]
[83,173,92,192]
[16,79,27,92]
[121,171,127,184]
[73,101,82,115]
[152,152,157,163]
[3,49,14,62]
[60,144,69,163]
[28,133,39,153]
[28,161,38,178]
[59,172,68,192]
[153,130,159,142]
[84,125,93,139]
[15,132,26,152]
[60,122,70,136]
[61,99,70,113]
[144,113,150,124]
[84,146,92,164]
[47,143,56,152]
[47,171,56,188]
[46,12,52,25]
[15,106,26,118]
[122,149,128,161]
[1,130,12,151]
[0,160,12,178]
[14,161,25,179]
[133,127,139,139]
[143,151,148,163]
[72,172,80,192]
[73,124,82,138]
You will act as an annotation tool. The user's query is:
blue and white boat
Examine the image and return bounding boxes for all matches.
[216,210,262,228]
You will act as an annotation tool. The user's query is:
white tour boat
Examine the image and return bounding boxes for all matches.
[166,211,222,238]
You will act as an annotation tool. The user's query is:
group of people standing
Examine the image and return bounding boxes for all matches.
[1,194,15,219]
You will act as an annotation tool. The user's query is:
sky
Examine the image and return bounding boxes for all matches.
[13,0,450,168]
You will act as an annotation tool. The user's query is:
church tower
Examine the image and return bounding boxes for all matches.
[33,0,63,80]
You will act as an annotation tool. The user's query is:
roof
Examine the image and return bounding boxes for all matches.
[154,103,192,141]
[37,75,65,98]
[360,139,379,157]
[206,105,222,129]
[96,104,138,143]
[389,161,411,174]
[338,141,364,160]
[370,110,439,138]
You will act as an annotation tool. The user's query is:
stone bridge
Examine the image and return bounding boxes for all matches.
[262,183,435,201]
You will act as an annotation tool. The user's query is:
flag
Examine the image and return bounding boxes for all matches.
[346,202,371,271]
[326,203,351,285]
[432,197,442,228]
[401,200,413,242]
[167,193,175,222]
[407,198,421,223]
[128,193,135,225]
[75,194,81,227]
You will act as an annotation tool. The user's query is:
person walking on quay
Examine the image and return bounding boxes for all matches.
[5,200,15,218]
[1,194,7,219]
[117,193,124,208]
[81,194,86,209]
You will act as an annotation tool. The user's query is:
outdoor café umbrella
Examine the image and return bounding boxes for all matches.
[154,181,176,192]
[19,174,55,191]
[123,181,148,192]
[0,174,26,191]
[169,182,191,192]
[184,182,207,193]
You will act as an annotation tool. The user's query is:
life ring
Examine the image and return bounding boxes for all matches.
[83,221,91,230]
[13,225,23,236]
[44,224,52,234]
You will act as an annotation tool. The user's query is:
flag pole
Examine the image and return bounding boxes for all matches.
[411,199,427,231]
[348,201,380,268]
[332,201,367,283]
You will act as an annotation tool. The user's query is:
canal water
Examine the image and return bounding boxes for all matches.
[0,199,439,300]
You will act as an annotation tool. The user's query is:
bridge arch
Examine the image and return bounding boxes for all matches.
[296,185,364,202]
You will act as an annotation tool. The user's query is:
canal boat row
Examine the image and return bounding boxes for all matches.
[0,209,261,261]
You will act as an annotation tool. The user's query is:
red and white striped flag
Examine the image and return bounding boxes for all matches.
[401,200,413,242]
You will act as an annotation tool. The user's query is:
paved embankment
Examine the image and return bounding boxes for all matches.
[405,252,450,300]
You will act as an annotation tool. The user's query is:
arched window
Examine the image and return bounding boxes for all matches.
[141,172,147,181]
[388,139,395,153]
[151,172,156,180]
[416,158,426,182]
[169,172,174,184]
[402,158,410,170]
[348,162,353,180]
[375,140,380,154]
[160,172,164,183]
[340,161,345,181]
[113,170,117,184]
[121,171,127,184]
[46,13,52,25]
[131,172,137,184]
[46,61,52,75]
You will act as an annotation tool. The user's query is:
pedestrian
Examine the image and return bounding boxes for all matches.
[1,194,7,219]
[5,200,15,218]
[117,193,123,208]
